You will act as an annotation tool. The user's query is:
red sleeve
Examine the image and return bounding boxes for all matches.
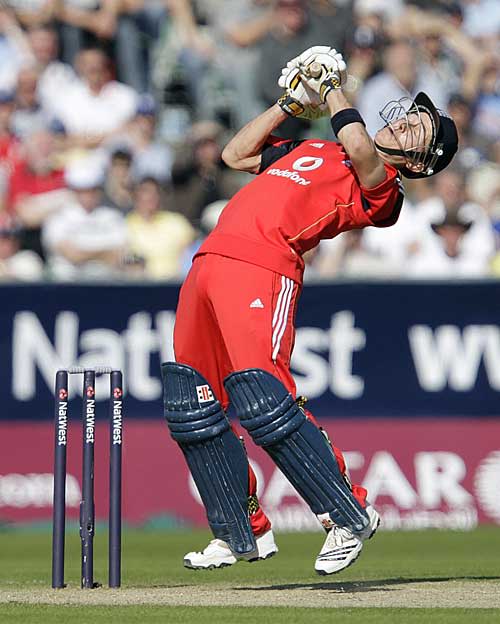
[354,165,405,229]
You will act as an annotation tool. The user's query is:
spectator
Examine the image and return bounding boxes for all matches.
[11,66,48,139]
[0,0,495,285]
[200,0,275,126]
[109,94,173,184]
[6,128,72,257]
[45,118,70,168]
[7,0,57,29]
[406,1,462,16]
[0,8,35,92]
[171,121,242,225]
[314,230,402,280]
[357,40,447,136]
[344,12,386,105]
[447,93,484,171]
[115,0,166,92]
[103,148,134,213]
[26,25,78,114]
[472,55,500,144]
[467,138,500,233]
[204,0,351,127]
[49,48,138,147]
[180,197,227,275]
[309,0,353,53]
[0,213,43,280]
[354,0,405,22]
[392,6,486,103]
[256,0,348,137]
[57,0,118,66]
[462,0,500,43]
[42,157,128,280]
[407,207,494,278]
[126,176,195,279]
[151,0,216,118]
[407,169,496,278]
[362,196,421,267]
[0,89,20,206]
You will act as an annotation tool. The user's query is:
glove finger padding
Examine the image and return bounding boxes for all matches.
[284,46,340,76]
[302,70,343,103]
[276,68,306,117]
[278,66,300,90]
[278,64,296,89]
[276,67,329,119]
[279,65,320,96]
[331,53,348,84]
[300,52,344,78]
[298,45,338,69]
[299,52,348,102]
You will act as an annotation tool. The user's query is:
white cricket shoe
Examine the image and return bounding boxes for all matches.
[183,529,278,570]
[314,505,380,576]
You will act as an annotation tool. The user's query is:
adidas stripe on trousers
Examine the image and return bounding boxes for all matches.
[173,253,367,536]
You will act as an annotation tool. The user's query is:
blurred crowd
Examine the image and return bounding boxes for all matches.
[0,0,500,282]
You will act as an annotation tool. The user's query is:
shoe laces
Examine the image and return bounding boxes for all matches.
[325,525,355,548]
[203,539,228,553]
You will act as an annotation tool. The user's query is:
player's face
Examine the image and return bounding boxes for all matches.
[375,110,433,158]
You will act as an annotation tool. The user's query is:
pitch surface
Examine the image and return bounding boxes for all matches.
[0,528,499,621]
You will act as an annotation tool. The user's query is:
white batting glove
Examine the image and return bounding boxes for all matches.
[276,66,329,120]
[282,45,332,73]
[278,65,322,107]
[282,47,348,103]
[283,46,346,80]
[301,55,347,103]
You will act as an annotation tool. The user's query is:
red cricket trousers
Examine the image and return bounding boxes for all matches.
[174,253,367,535]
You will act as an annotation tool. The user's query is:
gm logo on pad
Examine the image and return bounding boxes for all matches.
[196,385,214,403]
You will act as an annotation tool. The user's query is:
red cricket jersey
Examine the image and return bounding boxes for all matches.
[0,134,20,164]
[197,137,404,282]
[6,159,65,215]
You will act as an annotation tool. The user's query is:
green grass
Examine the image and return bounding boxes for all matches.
[1,528,499,622]
[1,605,500,624]
[2,527,499,587]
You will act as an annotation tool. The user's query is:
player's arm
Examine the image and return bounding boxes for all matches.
[223,49,337,173]
[325,89,387,189]
[296,51,386,189]
[221,104,288,174]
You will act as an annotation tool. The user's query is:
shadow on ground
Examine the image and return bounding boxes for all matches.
[234,576,500,594]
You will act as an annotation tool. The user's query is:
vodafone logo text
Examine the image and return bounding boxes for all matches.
[266,168,311,186]
[265,155,325,186]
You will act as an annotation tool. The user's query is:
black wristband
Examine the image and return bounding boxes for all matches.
[331,108,365,137]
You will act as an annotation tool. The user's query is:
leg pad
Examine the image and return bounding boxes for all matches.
[162,362,256,555]
[225,368,369,534]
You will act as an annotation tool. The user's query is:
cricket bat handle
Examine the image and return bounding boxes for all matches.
[309,62,322,78]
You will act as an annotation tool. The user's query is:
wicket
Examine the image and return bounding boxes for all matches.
[52,367,123,589]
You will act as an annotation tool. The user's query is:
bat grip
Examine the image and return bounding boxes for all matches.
[309,62,322,79]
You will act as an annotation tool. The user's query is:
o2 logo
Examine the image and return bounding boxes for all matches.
[292,156,324,172]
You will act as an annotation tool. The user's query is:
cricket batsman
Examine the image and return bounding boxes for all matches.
[161,46,458,575]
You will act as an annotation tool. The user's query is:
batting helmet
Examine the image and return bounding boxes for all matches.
[376,92,458,179]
